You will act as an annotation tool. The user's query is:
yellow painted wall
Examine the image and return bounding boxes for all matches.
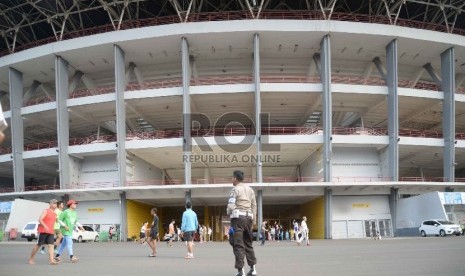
[300,196,325,239]
[126,200,155,239]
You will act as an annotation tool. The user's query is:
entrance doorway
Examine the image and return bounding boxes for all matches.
[364,219,392,238]
[333,219,392,239]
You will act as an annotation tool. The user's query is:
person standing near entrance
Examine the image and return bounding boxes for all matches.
[227,170,257,276]
[147,208,159,257]
[55,200,83,263]
[28,199,59,265]
[181,201,198,259]
[297,216,310,246]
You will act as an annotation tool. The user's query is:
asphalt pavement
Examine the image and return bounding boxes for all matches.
[0,237,464,276]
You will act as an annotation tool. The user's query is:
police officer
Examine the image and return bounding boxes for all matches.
[227,170,257,276]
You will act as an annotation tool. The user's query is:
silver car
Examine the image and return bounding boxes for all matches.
[419,220,462,237]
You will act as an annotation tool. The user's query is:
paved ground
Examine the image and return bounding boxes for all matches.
[0,237,464,276]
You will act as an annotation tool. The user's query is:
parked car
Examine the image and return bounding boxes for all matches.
[72,225,99,242]
[419,220,462,237]
[21,221,39,242]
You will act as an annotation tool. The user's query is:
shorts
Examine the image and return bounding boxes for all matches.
[140,232,146,239]
[149,228,158,239]
[37,233,55,246]
[54,228,62,236]
[183,231,195,242]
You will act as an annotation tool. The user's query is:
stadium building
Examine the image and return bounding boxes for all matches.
[0,0,465,240]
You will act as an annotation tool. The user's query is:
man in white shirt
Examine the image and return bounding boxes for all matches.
[0,102,7,144]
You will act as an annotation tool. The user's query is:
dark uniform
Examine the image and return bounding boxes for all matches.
[227,181,257,272]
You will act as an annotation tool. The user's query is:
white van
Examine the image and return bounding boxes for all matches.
[21,221,39,241]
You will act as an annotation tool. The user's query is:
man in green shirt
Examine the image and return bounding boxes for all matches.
[55,200,84,263]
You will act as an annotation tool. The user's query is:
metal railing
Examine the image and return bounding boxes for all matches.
[1,127,465,154]
[2,10,465,58]
[1,176,464,194]
[18,74,464,108]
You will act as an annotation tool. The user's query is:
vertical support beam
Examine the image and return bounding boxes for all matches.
[9,68,24,192]
[254,33,262,184]
[324,187,332,239]
[320,35,332,182]
[386,40,399,182]
[441,47,455,182]
[389,187,399,237]
[182,37,191,185]
[56,56,70,189]
[119,192,127,241]
[115,45,127,187]
[256,189,263,241]
[185,190,192,205]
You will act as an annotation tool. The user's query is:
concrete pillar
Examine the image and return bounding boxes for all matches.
[253,33,263,183]
[257,189,263,241]
[119,192,127,241]
[389,187,399,237]
[182,37,192,185]
[324,187,332,239]
[115,45,127,187]
[320,35,332,182]
[9,67,24,192]
[386,40,399,181]
[441,47,455,182]
[55,56,70,189]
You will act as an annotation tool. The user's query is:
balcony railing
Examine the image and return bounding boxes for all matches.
[18,73,465,108]
[2,10,465,58]
[1,127,465,155]
[1,176,464,194]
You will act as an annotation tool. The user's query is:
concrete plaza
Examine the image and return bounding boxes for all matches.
[0,237,464,276]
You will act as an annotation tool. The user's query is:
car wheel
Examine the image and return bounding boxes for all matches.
[439,230,446,237]
[420,230,426,237]
[94,235,99,242]
[27,238,33,242]
[77,236,83,243]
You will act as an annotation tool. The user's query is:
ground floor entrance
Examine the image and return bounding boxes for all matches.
[332,219,393,239]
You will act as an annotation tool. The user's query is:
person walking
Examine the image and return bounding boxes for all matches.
[260,221,267,246]
[167,219,175,247]
[140,222,148,244]
[53,201,64,252]
[147,208,159,257]
[55,200,83,263]
[40,200,64,254]
[227,170,258,276]
[297,216,310,246]
[28,199,59,265]
[292,220,299,241]
[181,201,198,259]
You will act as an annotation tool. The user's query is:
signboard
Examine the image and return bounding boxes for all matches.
[0,201,12,213]
[352,203,370,208]
[439,192,465,205]
[88,208,104,213]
